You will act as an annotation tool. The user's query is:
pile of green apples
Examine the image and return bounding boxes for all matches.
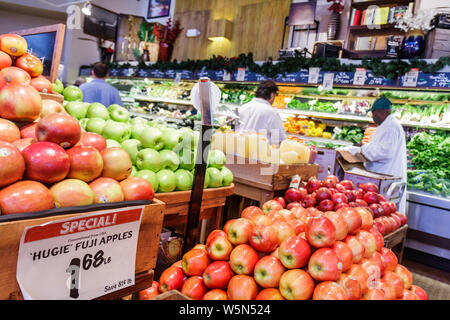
[63,101,234,193]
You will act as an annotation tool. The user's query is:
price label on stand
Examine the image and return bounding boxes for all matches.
[236,68,246,81]
[223,70,231,81]
[353,68,367,85]
[16,206,144,300]
[174,72,182,84]
[403,68,419,87]
[322,72,334,91]
[308,67,320,84]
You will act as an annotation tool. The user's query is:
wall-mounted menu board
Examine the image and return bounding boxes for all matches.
[13,24,66,83]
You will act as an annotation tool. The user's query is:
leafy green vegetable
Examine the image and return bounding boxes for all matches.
[336,126,364,144]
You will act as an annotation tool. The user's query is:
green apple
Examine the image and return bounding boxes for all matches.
[140,127,164,150]
[86,103,110,120]
[206,167,223,188]
[136,149,162,172]
[131,123,147,140]
[178,128,197,150]
[156,169,176,193]
[86,118,106,135]
[204,171,210,189]
[64,101,88,119]
[175,169,193,191]
[79,118,89,130]
[161,127,183,150]
[106,139,121,148]
[63,85,83,101]
[221,167,233,186]
[131,165,138,177]
[130,117,148,126]
[136,169,159,192]
[108,104,123,112]
[102,120,131,142]
[52,79,64,94]
[121,139,142,164]
[159,149,180,171]
[109,105,130,122]
[207,149,226,169]
[178,148,196,171]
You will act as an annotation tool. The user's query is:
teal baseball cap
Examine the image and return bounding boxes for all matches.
[368,97,392,112]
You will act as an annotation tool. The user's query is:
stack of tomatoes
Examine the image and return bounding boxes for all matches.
[140,199,427,300]
[278,175,407,235]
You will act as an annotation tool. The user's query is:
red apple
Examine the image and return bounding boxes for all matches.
[193,244,207,251]
[338,207,362,235]
[331,192,348,206]
[368,227,384,252]
[15,52,44,77]
[302,194,316,208]
[356,230,377,258]
[317,199,334,212]
[308,248,342,281]
[181,276,207,300]
[120,177,154,201]
[393,212,407,226]
[202,261,233,289]
[0,66,31,84]
[313,281,348,300]
[158,266,185,292]
[0,141,25,187]
[335,183,346,193]
[306,178,322,194]
[388,202,398,214]
[355,198,368,207]
[344,190,357,202]
[50,179,94,208]
[0,73,6,90]
[287,218,306,235]
[22,142,70,184]
[306,216,336,248]
[397,290,420,300]
[340,180,355,190]
[380,247,398,273]
[376,280,395,300]
[0,118,20,142]
[360,182,379,193]
[0,180,54,215]
[273,196,286,208]
[382,271,404,298]
[100,147,132,181]
[363,287,386,300]
[67,145,103,182]
[348,263,369,294]
[394,264,413,290]
[279,235,311,269]
[286,202,302,210]
[138,281,159,300]
[251,214,272,226]
[12,136,34,152]
[0,83,42,122]
[20,122,37,139]
[241,206,263,219]
[171,260,182,269]
[249,225,278,253]
[30,75,52,93]
[278,209,295,221]
[254,256,285,288]
[203,289,227,300]
[262,200,283,214]
[207,233,233,261]
[333,203,349,211]
[323,211,348,241]
[284,188,305,204]
[89,177,124,203]
[355,207,373,230]
[255,288,284,300]
[410,285,428,300]
[345,235,365,263]
[325,175,339,184]
[390,214,402,230]
[227,218,254,245]
[373,219,386,235]
[315,187,332,202]
[36,113,81,149]
[279,269,315,300]
[323,178,337,189]
[229,244,258,275]
[369,251,385,275]
[227,275,258,300]
[223,219,236,234]
[369,203,384,218]
[266,209,287,223]
[76,132,107,151]
[379,201,392,216]
[206,229,227,246]
[360,258,382,289]
[290,206,307,219]
[271,220,296,245]
[337,273,361,300]
[182,249,210,276]
[332,241,353,272]
[364,191,380,205]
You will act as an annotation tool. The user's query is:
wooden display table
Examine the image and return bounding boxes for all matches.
[0,200,165,300]
[155,185,234,238]
[384,224,408,264]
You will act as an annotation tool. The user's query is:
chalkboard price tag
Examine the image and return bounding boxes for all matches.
[236,68,246,82]
[402,68,419,87]
[353,68,367,86]
[322,72,334,91]
[223,70,231,81]
[16,206,144,300]
[308,68,320,84]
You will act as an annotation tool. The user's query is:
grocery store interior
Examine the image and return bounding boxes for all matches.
[0,0,449,302]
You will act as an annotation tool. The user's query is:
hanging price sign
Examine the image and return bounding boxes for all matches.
[16,206,144,300]
[223,70,231,81]
[402,68,419,87]
[308,67,320,84]
[236,68,246,82]
[322,72,335,91]
[353,68,367,86]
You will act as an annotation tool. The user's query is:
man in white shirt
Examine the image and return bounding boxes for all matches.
[238,80,287,146]
[360,97,408,212]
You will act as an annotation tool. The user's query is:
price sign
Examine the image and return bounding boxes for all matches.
[403,68,419,87]
[308,67,320,84]
[236,68,246,82]
[353,68,367,86]
[174,72,182,84]
[223,70,231,81]
[323,72,334,91]
[16,206,144,300]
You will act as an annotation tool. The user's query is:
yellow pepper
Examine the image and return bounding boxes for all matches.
[308,121,315,129]
[323,132,332,139]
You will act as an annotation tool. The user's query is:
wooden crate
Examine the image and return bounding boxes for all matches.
[155,185,234,229]
[151,290,191,300]
[225,154,319,192]
[0,199,165,300]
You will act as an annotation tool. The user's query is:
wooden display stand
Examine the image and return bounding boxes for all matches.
[0,200,165,300]
[225,154,319,215]
[384,224,408,264]
[155,185,234,238]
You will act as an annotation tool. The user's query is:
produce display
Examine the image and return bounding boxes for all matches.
[139,176,427,300]
[284,117,332,139]
[334,126,365,144]
[393,104,449,125]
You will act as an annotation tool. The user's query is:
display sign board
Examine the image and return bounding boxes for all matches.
[16,206,144,300]
[14,24,66,83]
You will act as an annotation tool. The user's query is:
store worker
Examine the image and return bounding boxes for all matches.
[340,97,407,212]
[80,62,123,107]
[239,80,287,145]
